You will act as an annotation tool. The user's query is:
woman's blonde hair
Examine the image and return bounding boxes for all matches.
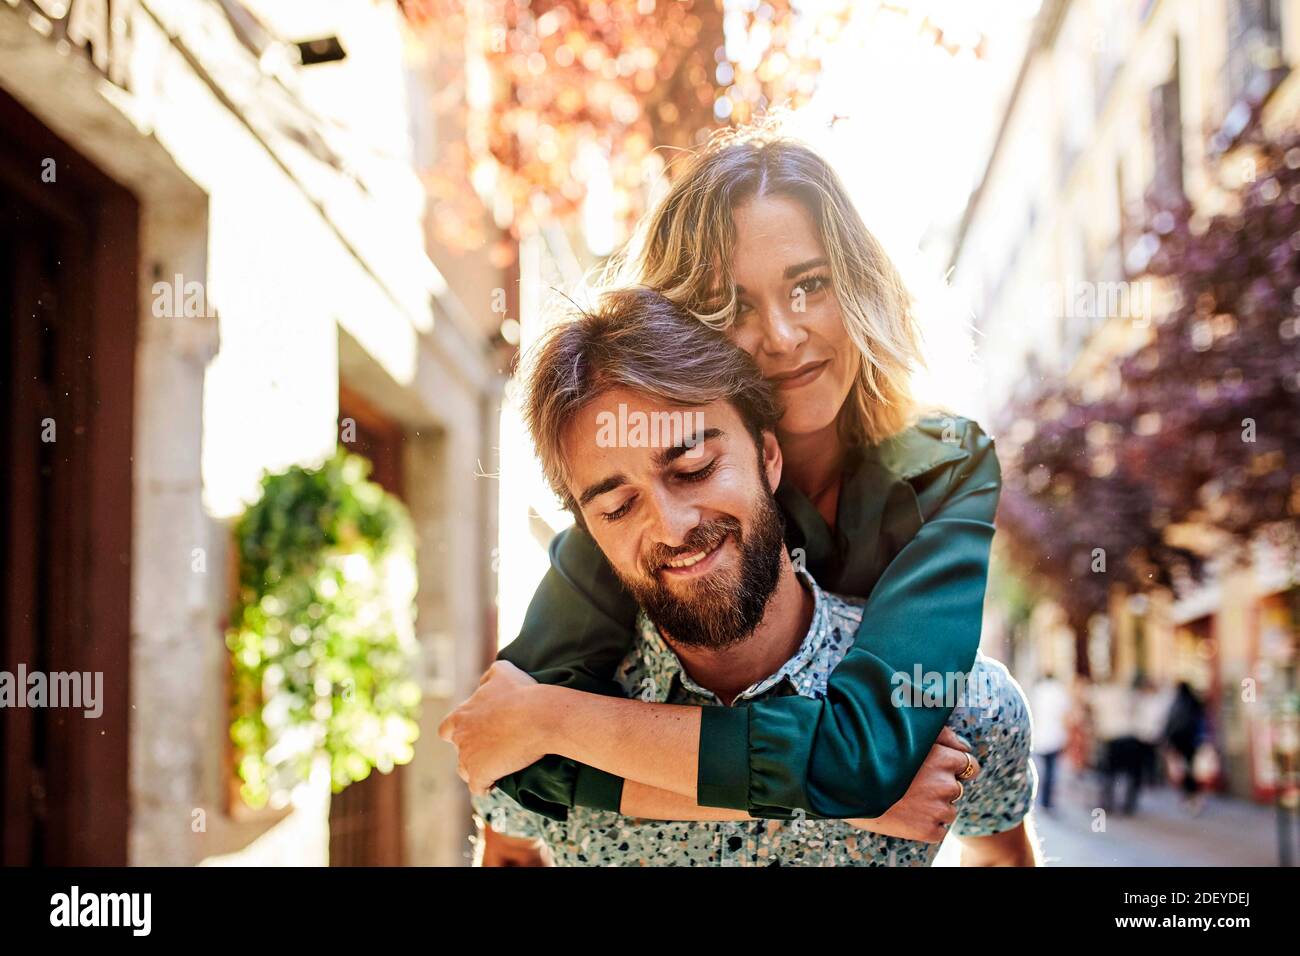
[604,123,924,446]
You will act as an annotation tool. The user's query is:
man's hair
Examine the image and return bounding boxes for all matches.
[522,286,783,516]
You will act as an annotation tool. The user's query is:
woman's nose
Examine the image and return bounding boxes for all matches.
[759,306,805,355]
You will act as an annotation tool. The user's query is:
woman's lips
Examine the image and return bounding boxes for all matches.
[767,359,830,391]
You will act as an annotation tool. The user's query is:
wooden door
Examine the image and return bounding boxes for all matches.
[0,89,137,865]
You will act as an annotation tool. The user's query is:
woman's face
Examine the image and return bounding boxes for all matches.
[725,194,859,440]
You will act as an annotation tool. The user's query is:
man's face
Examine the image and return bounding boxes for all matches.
[560,387,786,650]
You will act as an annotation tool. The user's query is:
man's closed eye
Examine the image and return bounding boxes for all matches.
[600,497,634,523]
[676,459,719,483]
[598,460,720,523]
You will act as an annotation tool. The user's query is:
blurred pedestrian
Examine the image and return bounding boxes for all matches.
[1064,675,1094,776]
[1163,681,1208,815]
[1132,676,1171,787]
[1092,679,1145,815]
[1030,671,1071,812]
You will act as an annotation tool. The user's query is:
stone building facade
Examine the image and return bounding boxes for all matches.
[0,0,501,864]
[948,0,1300,801]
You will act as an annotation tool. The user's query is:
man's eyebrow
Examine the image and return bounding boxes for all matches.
[577,473,629,508]
[734,258,829,293]
[653,428,724,467]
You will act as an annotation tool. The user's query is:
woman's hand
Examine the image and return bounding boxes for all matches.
[438,661,548,795]
[845,728,979,842]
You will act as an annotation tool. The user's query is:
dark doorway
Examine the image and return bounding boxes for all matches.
[0,90,138,865]
[327,384,408,866]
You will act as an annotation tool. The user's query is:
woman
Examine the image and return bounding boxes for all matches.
[441,127,1001,831]
[1163,681,1208,814]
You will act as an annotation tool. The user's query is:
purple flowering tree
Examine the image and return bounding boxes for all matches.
[997,120,1300,667]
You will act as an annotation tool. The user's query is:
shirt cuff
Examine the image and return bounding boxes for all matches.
[696,705,751,810]
[494,755,576,821]
[572,763,625,813]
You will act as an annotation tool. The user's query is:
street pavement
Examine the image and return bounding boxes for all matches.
[934,766,1290,866]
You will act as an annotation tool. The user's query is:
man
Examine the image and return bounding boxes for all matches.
[1091,679,1144,816]
[1029,671,1070,812]
[445,288,1038,866]
[1133,676,1173,787]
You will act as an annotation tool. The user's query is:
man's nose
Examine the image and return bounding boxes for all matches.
[645,487,700,549]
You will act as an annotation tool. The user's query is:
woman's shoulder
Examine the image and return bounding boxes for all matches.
[872,411,997,484]
[545,523,640,624]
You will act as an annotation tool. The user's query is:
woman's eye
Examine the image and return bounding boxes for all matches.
[793,274,829,297]
[677,460,718,483]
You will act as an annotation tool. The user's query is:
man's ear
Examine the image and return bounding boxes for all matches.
[760,429,782,490]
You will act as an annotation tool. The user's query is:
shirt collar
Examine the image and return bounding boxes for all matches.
[631,567,837,706]
[775,415,969,595]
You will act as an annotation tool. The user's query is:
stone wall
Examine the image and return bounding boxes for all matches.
[0,0,498,865]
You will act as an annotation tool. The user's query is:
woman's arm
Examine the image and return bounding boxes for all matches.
[619,727,979,844]
[487,525,639,821]
[705,417,999,818]
[451,669,979,842]
[479,417,998,820]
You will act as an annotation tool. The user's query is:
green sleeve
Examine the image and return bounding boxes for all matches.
[490,525,639,821]
[696,418,1001,818]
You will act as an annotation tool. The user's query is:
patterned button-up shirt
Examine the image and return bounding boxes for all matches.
[474,570,1036,866]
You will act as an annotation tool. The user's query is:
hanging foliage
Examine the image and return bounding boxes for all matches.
[227,451,421,809]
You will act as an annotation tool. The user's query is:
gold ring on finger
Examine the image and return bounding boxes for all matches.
[958,752,976,781]
[950,780,964,805]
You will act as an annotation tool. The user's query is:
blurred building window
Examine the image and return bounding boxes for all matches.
[1225,0,1286,107]
[1148,38,1185,210]
[1092,0,1127,117]
[1115,160,1130,277]
[1057,10,1094,187]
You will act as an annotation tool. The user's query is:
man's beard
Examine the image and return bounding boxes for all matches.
[620,488,786,651]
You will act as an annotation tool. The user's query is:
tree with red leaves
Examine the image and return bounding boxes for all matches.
[400,0,850,260]
[997,119,1300,654]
